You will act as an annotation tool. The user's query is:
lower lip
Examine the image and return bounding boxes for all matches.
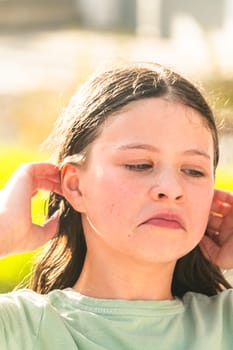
[144,218,183,230]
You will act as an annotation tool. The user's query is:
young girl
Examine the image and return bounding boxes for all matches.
[0,61,233,349]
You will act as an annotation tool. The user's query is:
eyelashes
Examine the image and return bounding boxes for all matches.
[181,169,204,177]
[124,163,205,177]
[125,163,152,171]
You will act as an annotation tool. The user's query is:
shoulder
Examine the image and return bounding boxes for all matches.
[0,288,70,324]
[0,289,47,323]
[0,289,47,348]
[183,288,233,303]
[0,288,81,349]
[182,289,233,316]
[178,290,233,347]
[0,288,46,318]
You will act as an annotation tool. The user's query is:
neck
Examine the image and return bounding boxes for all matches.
[73,249,175,301]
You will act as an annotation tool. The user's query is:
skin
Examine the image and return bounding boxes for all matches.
[201,189,233,268]
[0,99,233,299]
[0,163,61,257]
[62,98,215,300]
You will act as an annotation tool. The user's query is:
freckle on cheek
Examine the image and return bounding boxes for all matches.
[108,203,115,214]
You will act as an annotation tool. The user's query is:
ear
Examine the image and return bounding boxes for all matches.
[61,163,85,213]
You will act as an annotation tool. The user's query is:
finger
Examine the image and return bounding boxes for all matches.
[207,216,233,244]
[31,162,60,177]
[29,211,60,250]
[41,211,60,241]
[199,235,220,264]
[210,201,232,217]
[33,178,62,196]
[200,235,233,269]
[213,189,233,205]
[31,163,61,186]
[20,162,62,195]
[207,227,233,249]
[208,212,223,228]
[3,163,59,192]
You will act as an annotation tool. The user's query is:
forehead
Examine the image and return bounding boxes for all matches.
[87,98,214,162]
[102,98,210,137]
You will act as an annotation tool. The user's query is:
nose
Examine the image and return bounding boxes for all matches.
[149,167,184,202]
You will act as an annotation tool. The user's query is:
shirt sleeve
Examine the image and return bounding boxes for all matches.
[0,289,45,350]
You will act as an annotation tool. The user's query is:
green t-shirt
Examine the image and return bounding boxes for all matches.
[0,288,232,349]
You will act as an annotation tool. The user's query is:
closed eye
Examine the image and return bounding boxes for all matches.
[125,163,152,171]
[182,169,205,177]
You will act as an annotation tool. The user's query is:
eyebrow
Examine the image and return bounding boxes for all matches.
[183,149,211,160]
[116,143,211,160]
[117,143,159,152]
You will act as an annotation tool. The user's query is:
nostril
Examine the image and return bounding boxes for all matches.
[157,192,183,200]
[175,194,183,201]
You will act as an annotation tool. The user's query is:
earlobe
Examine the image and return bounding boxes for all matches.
[61,164,84,212]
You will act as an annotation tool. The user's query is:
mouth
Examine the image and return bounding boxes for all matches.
[141,213,185,230]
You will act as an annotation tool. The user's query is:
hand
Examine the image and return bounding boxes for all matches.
[0,163,62,257]
[200,189,233,269]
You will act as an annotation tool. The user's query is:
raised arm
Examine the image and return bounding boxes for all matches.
[0,163,62,258]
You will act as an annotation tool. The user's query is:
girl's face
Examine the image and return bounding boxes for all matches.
[69,98,215,264]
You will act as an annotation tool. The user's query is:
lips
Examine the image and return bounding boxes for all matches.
[141,213,185,230]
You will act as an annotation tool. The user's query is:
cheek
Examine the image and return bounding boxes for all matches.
[84,172,133,224]
[190,186,214,235]
[98,177,133,216]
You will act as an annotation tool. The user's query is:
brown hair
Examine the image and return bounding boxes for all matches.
[29,61,231,296]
